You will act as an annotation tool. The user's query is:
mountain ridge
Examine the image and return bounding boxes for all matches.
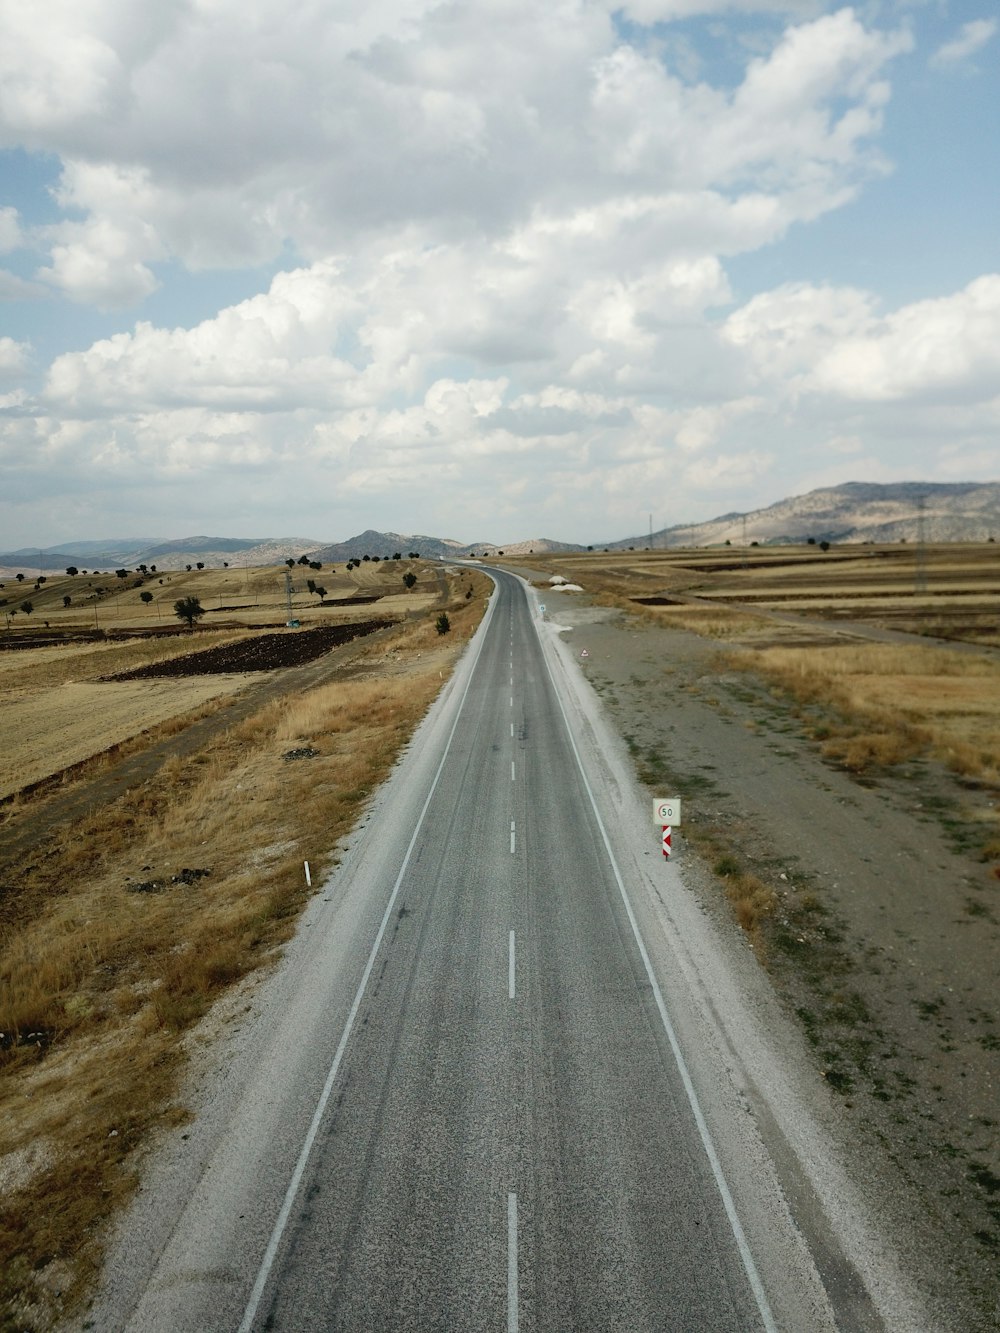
[1,481,996,572]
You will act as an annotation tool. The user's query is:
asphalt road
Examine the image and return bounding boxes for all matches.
[100,570,842,1332]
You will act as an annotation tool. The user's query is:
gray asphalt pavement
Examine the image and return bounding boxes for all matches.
[96,570,848,1332]
[247,571,770,1330]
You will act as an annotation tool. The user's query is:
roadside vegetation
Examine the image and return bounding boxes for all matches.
[727,641,1000,786]
[0,565,489,1329]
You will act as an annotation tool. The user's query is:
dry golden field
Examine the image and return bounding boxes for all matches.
[0,553,438,635]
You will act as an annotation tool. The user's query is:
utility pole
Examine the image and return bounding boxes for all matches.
[915,495,928,595]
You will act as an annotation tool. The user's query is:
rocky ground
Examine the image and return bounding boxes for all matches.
[551,602,999,1331]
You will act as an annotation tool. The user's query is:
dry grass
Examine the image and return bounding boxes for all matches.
[730,643,1000,782]
[713,855,778,947]
[630,602,771,639]
[0,574,486,1328]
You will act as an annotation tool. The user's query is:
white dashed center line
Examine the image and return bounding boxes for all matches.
[507,1192,519,1333]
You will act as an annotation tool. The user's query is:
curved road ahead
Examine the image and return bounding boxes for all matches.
[98,569,848,1332]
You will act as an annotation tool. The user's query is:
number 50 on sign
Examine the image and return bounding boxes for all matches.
[653,798,682,826]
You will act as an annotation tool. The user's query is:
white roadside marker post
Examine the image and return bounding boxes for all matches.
[662,826,672,859]
[304,860,311,887]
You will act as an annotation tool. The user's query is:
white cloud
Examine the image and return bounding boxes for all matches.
[0,271,47,301]
[0,337,31,378]
[43,260,361,408]
[930,18,997,67]
[810,276,1000,402]
[618,0,819,18]
[37,217,162,309]
[3,2,994,545]
[2,3,910,310]
[722,275,1000,407]
[723,281,877,379]
[0,208,22,252]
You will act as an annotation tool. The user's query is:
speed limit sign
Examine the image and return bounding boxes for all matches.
[653,798,682,825]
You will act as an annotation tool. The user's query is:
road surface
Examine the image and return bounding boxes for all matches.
[91,570,875,1331]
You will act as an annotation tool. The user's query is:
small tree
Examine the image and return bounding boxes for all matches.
[20,600,33,615]
[185,564,192,572]
[16,573,24,582]
[315,586,327,601]
[66,566,78,576]
[196,561,205,571]
[286,558,295,568]
[403,572,417,590]
[392,552,401,561]
[140,591,154,608]
[116,569,128,579]
[174,595,205,628]
[63,595,71,607]
[435,612,450,635]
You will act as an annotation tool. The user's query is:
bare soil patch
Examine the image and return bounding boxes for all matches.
[107,620,392,678]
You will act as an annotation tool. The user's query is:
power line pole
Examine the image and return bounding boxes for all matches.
[915,495,928,595]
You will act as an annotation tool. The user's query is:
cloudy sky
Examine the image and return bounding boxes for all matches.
[0,0,997,548]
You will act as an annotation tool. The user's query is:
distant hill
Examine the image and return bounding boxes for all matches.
[0,536,322,573]
[467,538,587,557]
[609,481,1000,549]
[3,482,995,575]
[304,529,468,562]
[304,530,585,560]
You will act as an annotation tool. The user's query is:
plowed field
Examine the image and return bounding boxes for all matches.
[108,621,391,678]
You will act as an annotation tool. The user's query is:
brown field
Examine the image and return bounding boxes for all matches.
[0,679,251,800]
[0,560,488,1327]
[516,541,1000,785]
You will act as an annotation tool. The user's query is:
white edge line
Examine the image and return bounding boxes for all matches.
[507,1191,518,1333]
[537,597,778,1333]
[237,592,497,1332]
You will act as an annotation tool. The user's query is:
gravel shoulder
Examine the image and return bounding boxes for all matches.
[546,599,999,1330]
